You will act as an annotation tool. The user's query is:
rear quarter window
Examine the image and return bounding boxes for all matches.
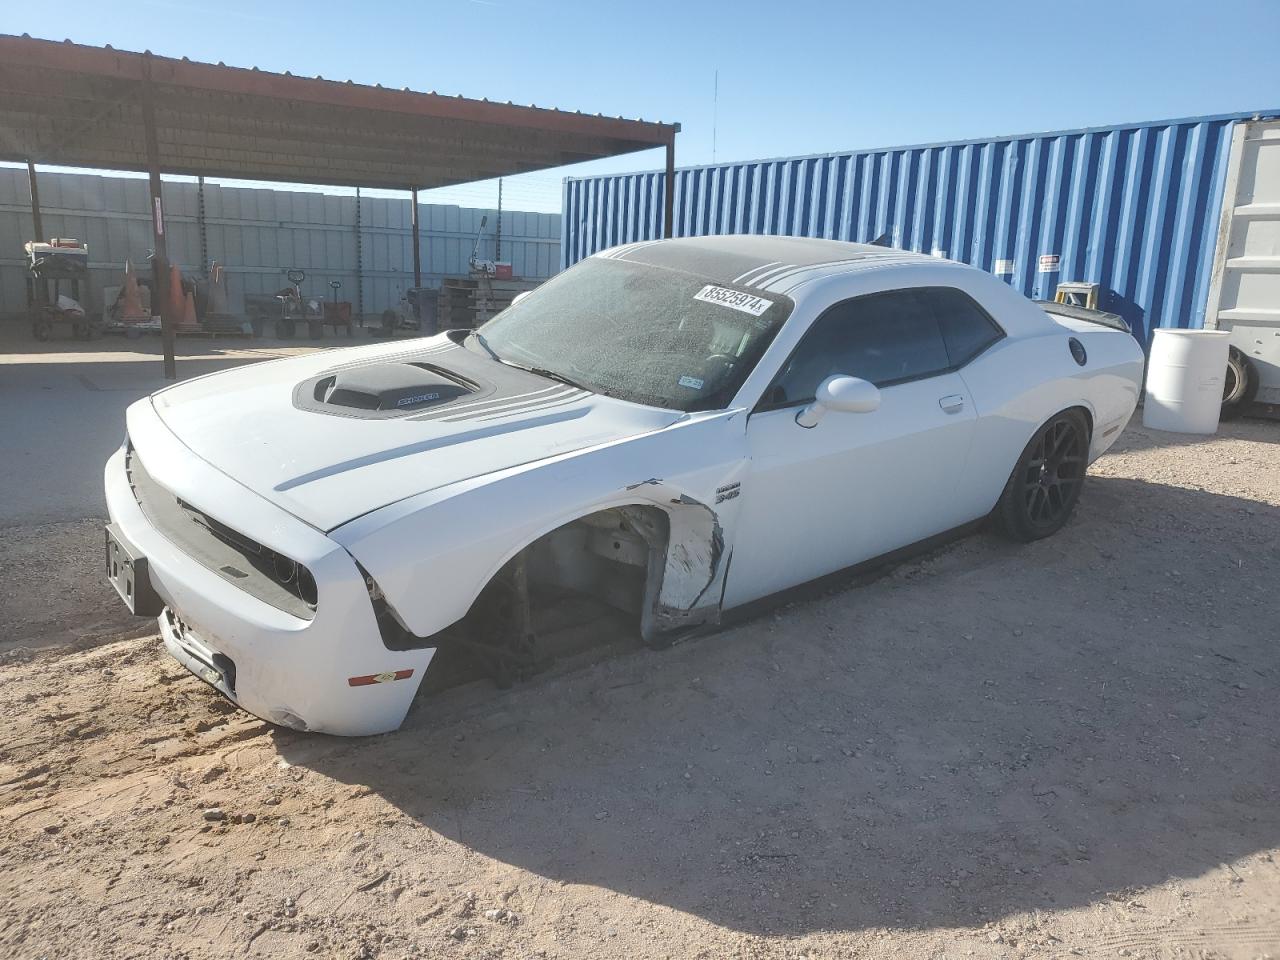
[925,287,1005,367]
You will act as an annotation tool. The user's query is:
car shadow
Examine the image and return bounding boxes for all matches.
[280,475,1279,936]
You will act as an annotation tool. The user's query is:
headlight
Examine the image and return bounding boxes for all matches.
[267,548,316,609]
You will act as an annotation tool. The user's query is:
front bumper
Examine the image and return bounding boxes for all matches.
[104,399,434,736]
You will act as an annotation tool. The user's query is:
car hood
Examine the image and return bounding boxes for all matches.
[148,336,682,531]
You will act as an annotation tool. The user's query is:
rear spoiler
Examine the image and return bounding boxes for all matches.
[1035,300,1131,333]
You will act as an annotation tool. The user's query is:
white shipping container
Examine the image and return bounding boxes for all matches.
[1204,119,1280,409]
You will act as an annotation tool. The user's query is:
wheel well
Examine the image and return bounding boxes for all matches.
[514,503,672,636]
[387,505,675,686]
[1064,404,1094,439]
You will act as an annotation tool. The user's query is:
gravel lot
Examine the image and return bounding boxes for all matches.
[1,417,1278,960]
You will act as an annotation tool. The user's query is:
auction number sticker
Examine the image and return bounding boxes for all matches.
[694,285,773,317]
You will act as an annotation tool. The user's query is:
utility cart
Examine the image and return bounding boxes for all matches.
[25,239,101,341]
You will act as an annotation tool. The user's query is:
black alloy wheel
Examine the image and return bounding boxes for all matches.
[995,410,1090,541]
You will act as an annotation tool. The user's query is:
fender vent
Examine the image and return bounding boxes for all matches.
[311,362,476,413]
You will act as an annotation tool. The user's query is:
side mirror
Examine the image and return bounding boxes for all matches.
[795,375,880,428]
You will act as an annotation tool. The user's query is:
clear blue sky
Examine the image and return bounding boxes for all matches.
[7,0,1279,212]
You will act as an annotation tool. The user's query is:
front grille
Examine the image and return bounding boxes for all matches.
[127,446,316,620]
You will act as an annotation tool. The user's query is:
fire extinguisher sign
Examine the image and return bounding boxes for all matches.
[154,197,164,237]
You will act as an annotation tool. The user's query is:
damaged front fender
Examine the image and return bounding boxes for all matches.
[617,491,725,640]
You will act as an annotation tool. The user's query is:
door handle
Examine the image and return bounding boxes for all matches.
[938,394,965,414]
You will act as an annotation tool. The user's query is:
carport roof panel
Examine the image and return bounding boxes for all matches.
[0,35,678,190]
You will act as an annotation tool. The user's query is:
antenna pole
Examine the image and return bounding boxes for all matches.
[712,69,719,164]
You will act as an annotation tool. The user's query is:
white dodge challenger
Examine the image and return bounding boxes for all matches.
[104,236,1144,736]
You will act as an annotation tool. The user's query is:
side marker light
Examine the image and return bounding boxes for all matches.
[347,669,414,687]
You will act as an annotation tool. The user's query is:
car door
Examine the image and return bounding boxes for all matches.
[724,286,992,608]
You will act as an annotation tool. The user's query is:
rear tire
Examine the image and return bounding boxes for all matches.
[1220,346,1258,420]
[995,410,1091,542]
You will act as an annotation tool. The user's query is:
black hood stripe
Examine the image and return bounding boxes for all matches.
[293,339,562,421]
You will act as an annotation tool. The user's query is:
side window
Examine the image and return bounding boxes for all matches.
[925,287,1005,367]
[763,289,950,405]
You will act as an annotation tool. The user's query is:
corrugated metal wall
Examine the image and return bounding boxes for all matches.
[0,168,560,319]
[563,111,1277,345]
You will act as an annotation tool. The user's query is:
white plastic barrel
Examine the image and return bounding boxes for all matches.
[1142,329,1231,434]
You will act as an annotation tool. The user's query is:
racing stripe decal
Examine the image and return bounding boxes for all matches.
[732,260,784,285]
[771,253,908,294]
[409,383,566,421]
[752,258,864,290]
[744,262,800,288]
[613,238,665,262]
[452,390,590,423]
[422,388,581,423]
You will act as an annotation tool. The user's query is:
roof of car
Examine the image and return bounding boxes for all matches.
[593,235,931,295]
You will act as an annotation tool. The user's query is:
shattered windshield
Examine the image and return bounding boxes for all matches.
[471,256,793,412]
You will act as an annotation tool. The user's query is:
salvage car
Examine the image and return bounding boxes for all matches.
[104,236,1144,735]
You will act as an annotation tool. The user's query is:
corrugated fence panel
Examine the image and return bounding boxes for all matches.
[563,112,1271,345]
[0,169,560,319]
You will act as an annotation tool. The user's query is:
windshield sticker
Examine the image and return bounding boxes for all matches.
[678,375,705,390]
[694,284,773,317]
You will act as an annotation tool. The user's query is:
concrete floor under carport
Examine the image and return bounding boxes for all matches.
[0,331,336,649]
[0,331,333,525]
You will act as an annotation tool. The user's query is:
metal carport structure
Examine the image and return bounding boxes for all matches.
[0,34,678,377]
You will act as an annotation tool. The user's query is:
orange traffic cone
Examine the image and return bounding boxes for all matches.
[182,289,198,330]
[120,259,146,321]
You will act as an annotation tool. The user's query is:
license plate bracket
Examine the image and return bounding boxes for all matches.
[104,524,163,617]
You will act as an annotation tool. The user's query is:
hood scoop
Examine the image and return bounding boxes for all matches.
[297,362,482,419]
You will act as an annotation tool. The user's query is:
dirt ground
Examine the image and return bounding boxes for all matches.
[1,418,1278,960]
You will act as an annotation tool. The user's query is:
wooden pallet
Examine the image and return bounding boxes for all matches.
[437,276,539,329]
